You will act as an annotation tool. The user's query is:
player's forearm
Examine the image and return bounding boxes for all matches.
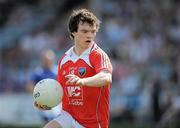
[82,71,112,87]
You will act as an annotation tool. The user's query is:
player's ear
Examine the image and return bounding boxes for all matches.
[71,32,77,40]
[72,32,75,37]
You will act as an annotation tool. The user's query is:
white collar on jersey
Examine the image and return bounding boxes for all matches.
[60,43,96,69]
[65,42,96,56]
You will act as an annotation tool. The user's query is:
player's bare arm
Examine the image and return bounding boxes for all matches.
[65,70,112,87]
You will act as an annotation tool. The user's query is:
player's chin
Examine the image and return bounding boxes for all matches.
[83,43,92,48]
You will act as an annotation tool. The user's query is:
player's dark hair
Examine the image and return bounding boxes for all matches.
[68,9,101,39]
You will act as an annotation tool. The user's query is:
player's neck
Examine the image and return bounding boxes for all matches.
[73,46,86,56]
[73,42,94,56]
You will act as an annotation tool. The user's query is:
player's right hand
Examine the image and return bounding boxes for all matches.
[34,101,51,110]
[65,74,84,86]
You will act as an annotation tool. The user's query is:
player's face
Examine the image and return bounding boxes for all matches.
[72,22,97,50]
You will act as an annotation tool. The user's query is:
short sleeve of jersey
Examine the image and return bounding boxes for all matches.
[57,63,61,83]
[90,50,113,74]
[57,54,66,84]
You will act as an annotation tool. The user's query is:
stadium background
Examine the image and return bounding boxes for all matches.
[0,0,180,128]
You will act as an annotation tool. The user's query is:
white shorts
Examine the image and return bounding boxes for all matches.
[54,110,84,128]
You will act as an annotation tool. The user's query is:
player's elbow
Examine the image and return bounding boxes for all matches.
[98,71,112,86]
[104,73,112,85]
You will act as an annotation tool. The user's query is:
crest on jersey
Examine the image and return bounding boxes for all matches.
[78,67,86,76]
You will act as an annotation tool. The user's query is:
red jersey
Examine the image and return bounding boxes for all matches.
[57,43,112,128]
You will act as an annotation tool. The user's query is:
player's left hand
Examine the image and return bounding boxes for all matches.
[34,101,52,110]
[65,74,84,86]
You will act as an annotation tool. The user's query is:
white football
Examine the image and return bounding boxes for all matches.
[33,78,63,108]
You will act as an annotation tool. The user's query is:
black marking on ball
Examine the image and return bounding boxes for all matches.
[34,92,40,98]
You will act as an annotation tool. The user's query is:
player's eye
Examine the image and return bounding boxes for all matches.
[81,30,87,33]
[91,30,96,34]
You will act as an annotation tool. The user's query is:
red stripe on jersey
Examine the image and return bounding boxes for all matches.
[103,53,106,68]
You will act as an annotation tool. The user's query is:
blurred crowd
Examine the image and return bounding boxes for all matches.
[0,0,180,127]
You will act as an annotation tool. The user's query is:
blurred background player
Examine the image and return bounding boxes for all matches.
[25,49,61,123]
